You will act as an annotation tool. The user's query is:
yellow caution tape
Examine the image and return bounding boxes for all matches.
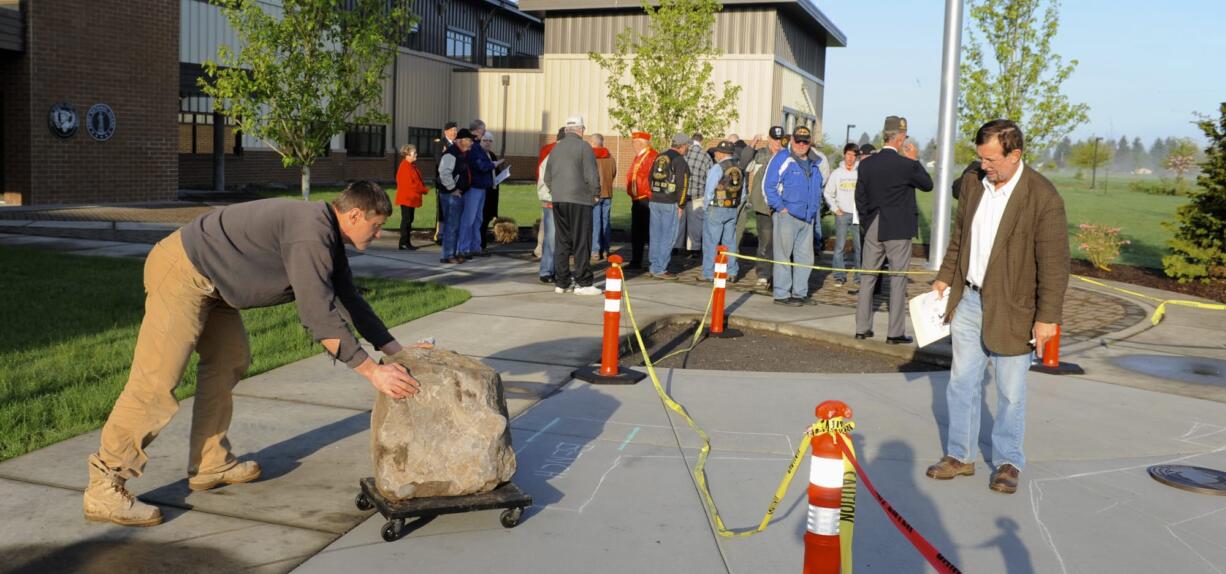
[1072,275,1226,325]
[620,279,858,546]
[724,251,934,276]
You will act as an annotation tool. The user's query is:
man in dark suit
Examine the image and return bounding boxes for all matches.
[854,116,934,343]
[925,119,1069,495]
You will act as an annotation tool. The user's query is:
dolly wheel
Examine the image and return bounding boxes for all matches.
[500,507,523,528]
[355,493,373,511]
[382,519,405,542]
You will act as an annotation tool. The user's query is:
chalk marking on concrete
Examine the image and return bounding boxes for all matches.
[1095,501,1122,514]
[1031,441,1226,574]
[618,427,641,451]
[525,417,560,443]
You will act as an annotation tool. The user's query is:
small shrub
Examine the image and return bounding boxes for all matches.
[1075,223,1130,271]
[1127,179,1180,196]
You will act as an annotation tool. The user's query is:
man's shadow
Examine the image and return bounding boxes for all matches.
[975,517,1034,574]
[853,439,963,573]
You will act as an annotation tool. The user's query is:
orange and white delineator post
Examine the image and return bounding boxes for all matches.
[709,246,743,338]
[804,400,853,574]
[1031,324,1084,375]
[571,255,647,385]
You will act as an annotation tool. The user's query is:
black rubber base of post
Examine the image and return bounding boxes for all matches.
[711,328,744,339]
[1030,361,1085,375]
[572,366,647,385]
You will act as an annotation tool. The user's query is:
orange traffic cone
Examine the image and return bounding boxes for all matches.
[572,255,646,385]
[1030,324,1084,375]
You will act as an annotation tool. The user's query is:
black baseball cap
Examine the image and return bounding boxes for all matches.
[768,125,786,140]
[792,126,812,143]
[455,128,474,141]
[713,141,737,155]
[444,121,458,130]
[859,143,876,155]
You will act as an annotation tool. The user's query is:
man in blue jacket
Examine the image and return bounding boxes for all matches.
[764,126,824,306]
[462,119,500,257]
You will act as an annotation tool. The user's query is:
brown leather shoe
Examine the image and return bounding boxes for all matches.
[925,456,975,480]
[989,464,1020,494]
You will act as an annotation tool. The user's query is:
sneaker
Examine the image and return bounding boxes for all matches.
[773,298,802,307]
[833,279,845,287]
[796,297,819,306]
[755,278,769,288]
[652,272,678,280]
[84,454,163,527]
[555,284,575,294]
[189,460,262,491]
[574,285,601,296]
[538,275,555,284]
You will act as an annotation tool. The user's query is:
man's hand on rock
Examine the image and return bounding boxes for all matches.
[368,362,420,399]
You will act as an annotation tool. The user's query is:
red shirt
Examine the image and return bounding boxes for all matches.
[394,160,428,208]
[626,147,659,200]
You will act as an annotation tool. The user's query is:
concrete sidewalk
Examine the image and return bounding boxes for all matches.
[1,233,1224,573]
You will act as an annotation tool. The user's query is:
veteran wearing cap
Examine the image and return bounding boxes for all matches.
[700,141,746,281]
[853,116,934,342]
[625,131,658,269]
[647,134,693,279]
[763,125,825,305]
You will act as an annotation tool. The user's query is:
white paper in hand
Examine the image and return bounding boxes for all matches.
[494,166,511,186]
[909,290,951,347]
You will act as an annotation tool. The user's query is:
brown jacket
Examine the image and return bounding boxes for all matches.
[936,164,1070,355]
[594,148,617,199]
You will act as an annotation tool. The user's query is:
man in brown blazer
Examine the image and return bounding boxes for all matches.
[925,119,1070,494]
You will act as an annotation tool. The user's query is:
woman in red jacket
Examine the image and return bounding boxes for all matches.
[395,144,429,250]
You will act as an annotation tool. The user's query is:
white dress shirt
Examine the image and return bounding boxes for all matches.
[967,160,1024,288]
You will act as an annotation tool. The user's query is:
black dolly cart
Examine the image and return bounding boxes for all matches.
[355,477,533,542]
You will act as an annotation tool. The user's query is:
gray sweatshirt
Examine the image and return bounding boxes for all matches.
[180,199,393,368]
[543,132,600,205]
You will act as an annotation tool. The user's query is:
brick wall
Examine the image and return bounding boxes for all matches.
[8,0,178,205]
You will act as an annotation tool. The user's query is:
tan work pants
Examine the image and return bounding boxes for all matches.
[96,230,251,479]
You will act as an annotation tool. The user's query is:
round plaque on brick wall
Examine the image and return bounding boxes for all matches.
[48,103,78,138]
[86,104,117,141]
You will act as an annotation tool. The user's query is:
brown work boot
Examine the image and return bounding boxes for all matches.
[925,456,975,480]
[189,460,262,491]
[989,464,1020,494]
[83,454,163,527]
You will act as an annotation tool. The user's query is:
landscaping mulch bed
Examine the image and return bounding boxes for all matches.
[1070,260,1226,304]
[620,321,942,374]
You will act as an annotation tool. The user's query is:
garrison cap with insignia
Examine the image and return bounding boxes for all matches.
[884,116,908,132]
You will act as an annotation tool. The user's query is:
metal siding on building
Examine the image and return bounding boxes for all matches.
[179,0,244,65]
[394,51,454,133]
[541,54,774,140]
[451,69,544,156]
[546,8,772,55]
[775,14,825,80]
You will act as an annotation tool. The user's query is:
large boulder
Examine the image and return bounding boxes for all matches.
[371,347,516,501]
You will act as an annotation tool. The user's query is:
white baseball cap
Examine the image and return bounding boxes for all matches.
[564,115,585,128]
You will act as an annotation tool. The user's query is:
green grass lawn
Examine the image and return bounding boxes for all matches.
[914,171,1187,269]
[0,246,469,462]
[271,170,1186,269]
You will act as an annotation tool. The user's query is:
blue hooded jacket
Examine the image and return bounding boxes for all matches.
[763,148,824,223]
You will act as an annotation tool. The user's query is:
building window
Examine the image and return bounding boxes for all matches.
[345,124,386,157]
[446,28,474,63]
[406,127,438,159]
[178,97,242,155]
[486,40,509,67]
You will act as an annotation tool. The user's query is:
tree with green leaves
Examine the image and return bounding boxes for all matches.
[589,0,740,150]
[1165,138,1200,189]
[1163,104,1226,283]
[1068,139,1113,178]
[958,0,1089,160]
[200,0,413,200]
[1131,136,1145,170]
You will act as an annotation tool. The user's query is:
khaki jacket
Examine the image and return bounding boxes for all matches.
[936,165,1070,355]
[595,153,617,199]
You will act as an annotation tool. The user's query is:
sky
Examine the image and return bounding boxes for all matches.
[817,0,1226,148]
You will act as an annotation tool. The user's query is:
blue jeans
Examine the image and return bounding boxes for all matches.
[539,206,555,277]
[832,213,861,282]
[701,206,739,280]
[459,187,486,255]
[648,202,680,275]
[945,289,1031,469]
[591,198,612,256]
[771,212,814,300]
[440,193,464,261]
